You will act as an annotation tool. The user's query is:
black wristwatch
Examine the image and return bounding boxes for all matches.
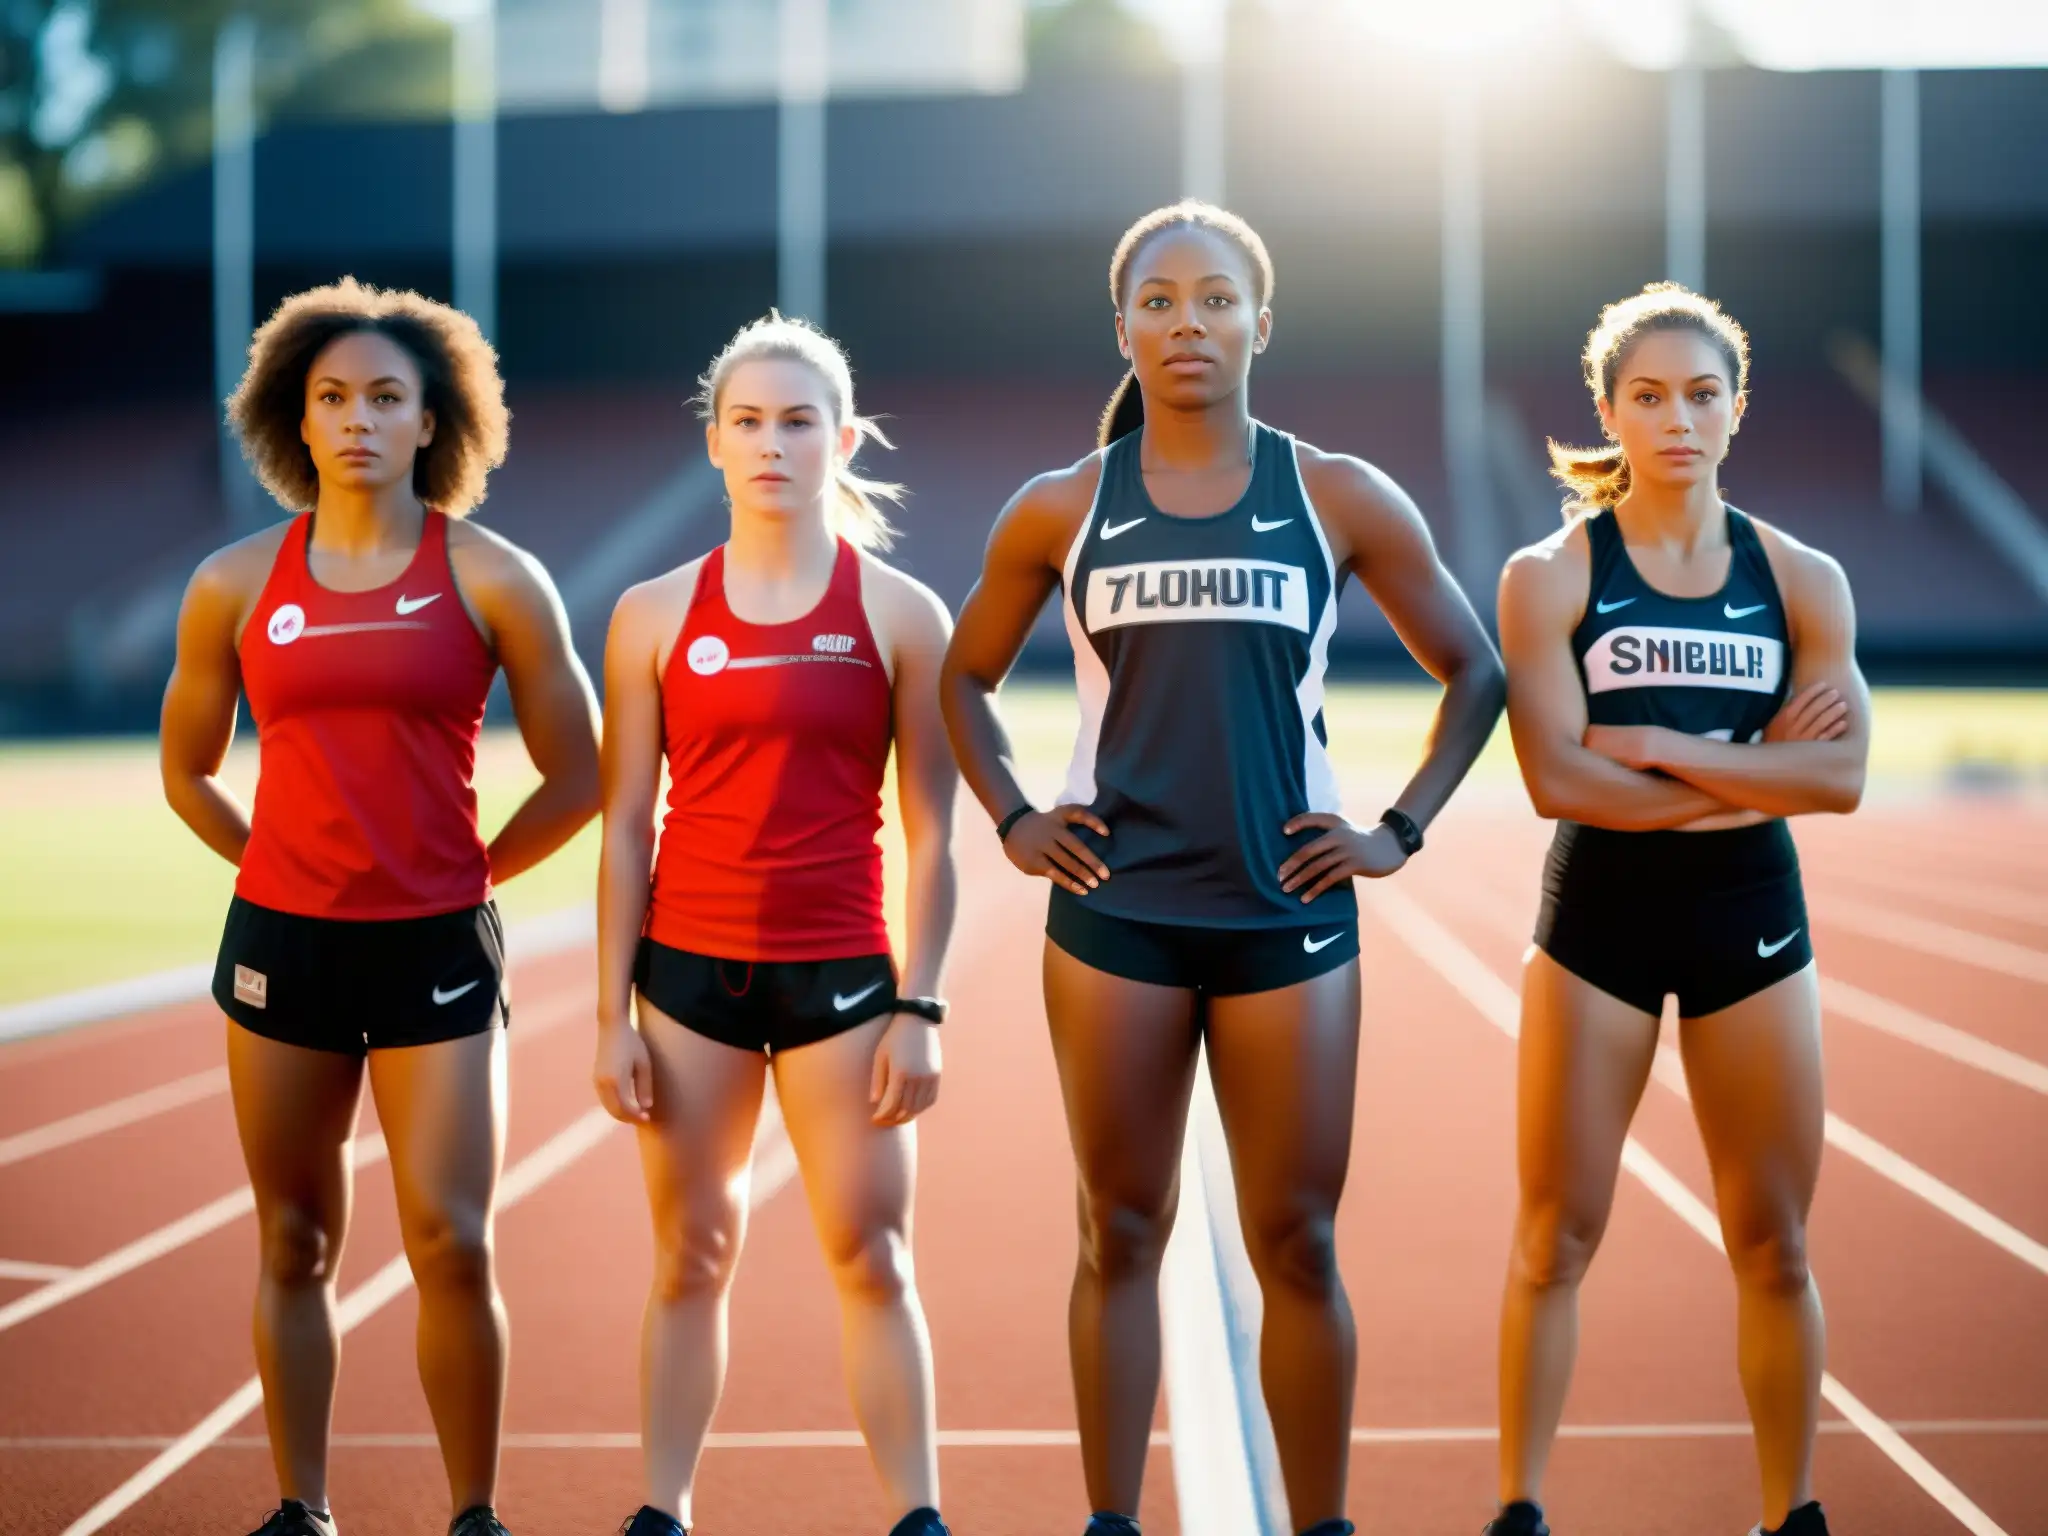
[893,996,948,1025]
[1379,806,1424,857]
[995,804,1034,845]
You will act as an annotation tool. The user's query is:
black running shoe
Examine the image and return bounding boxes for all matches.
[246,1502,336,1536]
[448,1507,511,1536]
[887,1509,949,1536]
[1084,1516,1140,1536]
[1298,1523,1356,1536]
[619,1508,687,1536]
[1752,1502,1829,1536]
[1485,1502,1550,1536]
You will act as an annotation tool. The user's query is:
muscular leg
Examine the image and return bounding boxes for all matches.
[634,1001,769,1527]
[1204,961,1361,1529]
[1043,941,1203,1516]
[773,1016,940,1517]
[367,1029,509,1517]
[1498,950,1660,1506]
[225,1021,366,1517]
[1680,966,1826,1531]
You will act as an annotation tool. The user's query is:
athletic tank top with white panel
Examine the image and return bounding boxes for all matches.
[1059,423,1350,927]
[1571,505,1790,745]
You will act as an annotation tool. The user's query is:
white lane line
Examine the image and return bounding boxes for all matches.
[0,1259,76,1282]
[1820,895,2048,986]
[55,1085,800,1536]
[0,1133,389,1336]
[1812,863,2048,930]
[1820,978,2048,1096]
[1432,871,2048,1117]
[0,906,597,1048]
[0,1068,230,1169]
[16,1421,2048,1453]
[1160,1061,1287,1536]
[0,988,590,1335]
[1368,886,2015,1536]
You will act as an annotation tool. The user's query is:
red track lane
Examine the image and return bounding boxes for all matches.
[1,806,2042,1534]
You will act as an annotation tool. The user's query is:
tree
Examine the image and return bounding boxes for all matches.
[0,0,445,268]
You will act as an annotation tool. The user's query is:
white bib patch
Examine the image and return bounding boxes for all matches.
[1084,559,1310,635]
[686,635,730,676]
[266,604,306,646]
[1583,625,1784,695]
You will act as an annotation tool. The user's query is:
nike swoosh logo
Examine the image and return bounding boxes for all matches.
[1099,517,1145,540]
[1757,930,1800,958]
[395,593,442,615]
[432,979,480,1005]
[833,981,885,1012]
[1725,602,1768,619]
[1250,516,1293,532]
[1303,931,1342,954]
[1594,596,1636,614]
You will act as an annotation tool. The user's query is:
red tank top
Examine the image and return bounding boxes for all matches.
[236,511,496,919]
[645,539,894,962]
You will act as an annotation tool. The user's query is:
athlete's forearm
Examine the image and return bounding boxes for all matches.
[595,820,655,1031]
[1646,734,1866,818]
[1386,653,1506,828]
[163,772,252,866]
[1525,746,1734,830]
[938,669,1035,822]
[486,768,601,884]
[895,839,958,1002]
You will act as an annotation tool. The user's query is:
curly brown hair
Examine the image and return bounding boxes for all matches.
[226,277,509,517]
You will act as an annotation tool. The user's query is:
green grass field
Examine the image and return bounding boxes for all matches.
[3,683,2045,1007]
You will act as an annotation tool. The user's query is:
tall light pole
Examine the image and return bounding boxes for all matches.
[1880,66,1921,513]
[452,0,498,343]
[1179,0,1227,202]
[778,0,829,324]
[212,14,258,530]
[1440,69,1492,600]
[1665,59,1706,290]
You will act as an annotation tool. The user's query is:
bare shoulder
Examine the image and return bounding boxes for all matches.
[447,515,554,592]
[858,552,954,640]
[1500,514,1594,620]
[1293,439,1409,512]
[613,554,705,635]
[1748,514,1850,600]
[991,450,1106,561]
[191,518,294,600]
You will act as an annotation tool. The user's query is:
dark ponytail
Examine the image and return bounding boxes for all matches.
[1099,370,1144,448]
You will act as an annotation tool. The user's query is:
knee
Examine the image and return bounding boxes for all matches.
[1513,1204,1605,1292]
[259,1203,342,1289]
[405,1204,495,1297]
[651,1203,746,1305]
[821,1225,914,1306]
[1244,1207,1341,1301]
[1726,1223,1811,1299]
[1077,1188,1175,1284]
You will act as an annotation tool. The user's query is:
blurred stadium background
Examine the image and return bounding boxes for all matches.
[2,0,2046,739]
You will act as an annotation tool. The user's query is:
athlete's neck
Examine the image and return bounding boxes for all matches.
[1612,473,1725,555]
[725,503,838,586]
[310,483,428,557]
[1136,392,1253,474]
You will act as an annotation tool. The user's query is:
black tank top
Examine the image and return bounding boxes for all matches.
[1571,505,1790,745]
[1058,423,1349,928]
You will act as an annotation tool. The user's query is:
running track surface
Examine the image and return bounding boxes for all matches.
[2,789,2044,1535]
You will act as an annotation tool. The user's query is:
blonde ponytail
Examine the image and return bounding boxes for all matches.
[694,312,903,551]
[1547,439,1632,516]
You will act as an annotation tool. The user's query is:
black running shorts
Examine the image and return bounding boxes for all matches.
[1046,888,1359,995]
[1534,819,1813,1018]
[213,896,508,1054]
[633,938,899,1055]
